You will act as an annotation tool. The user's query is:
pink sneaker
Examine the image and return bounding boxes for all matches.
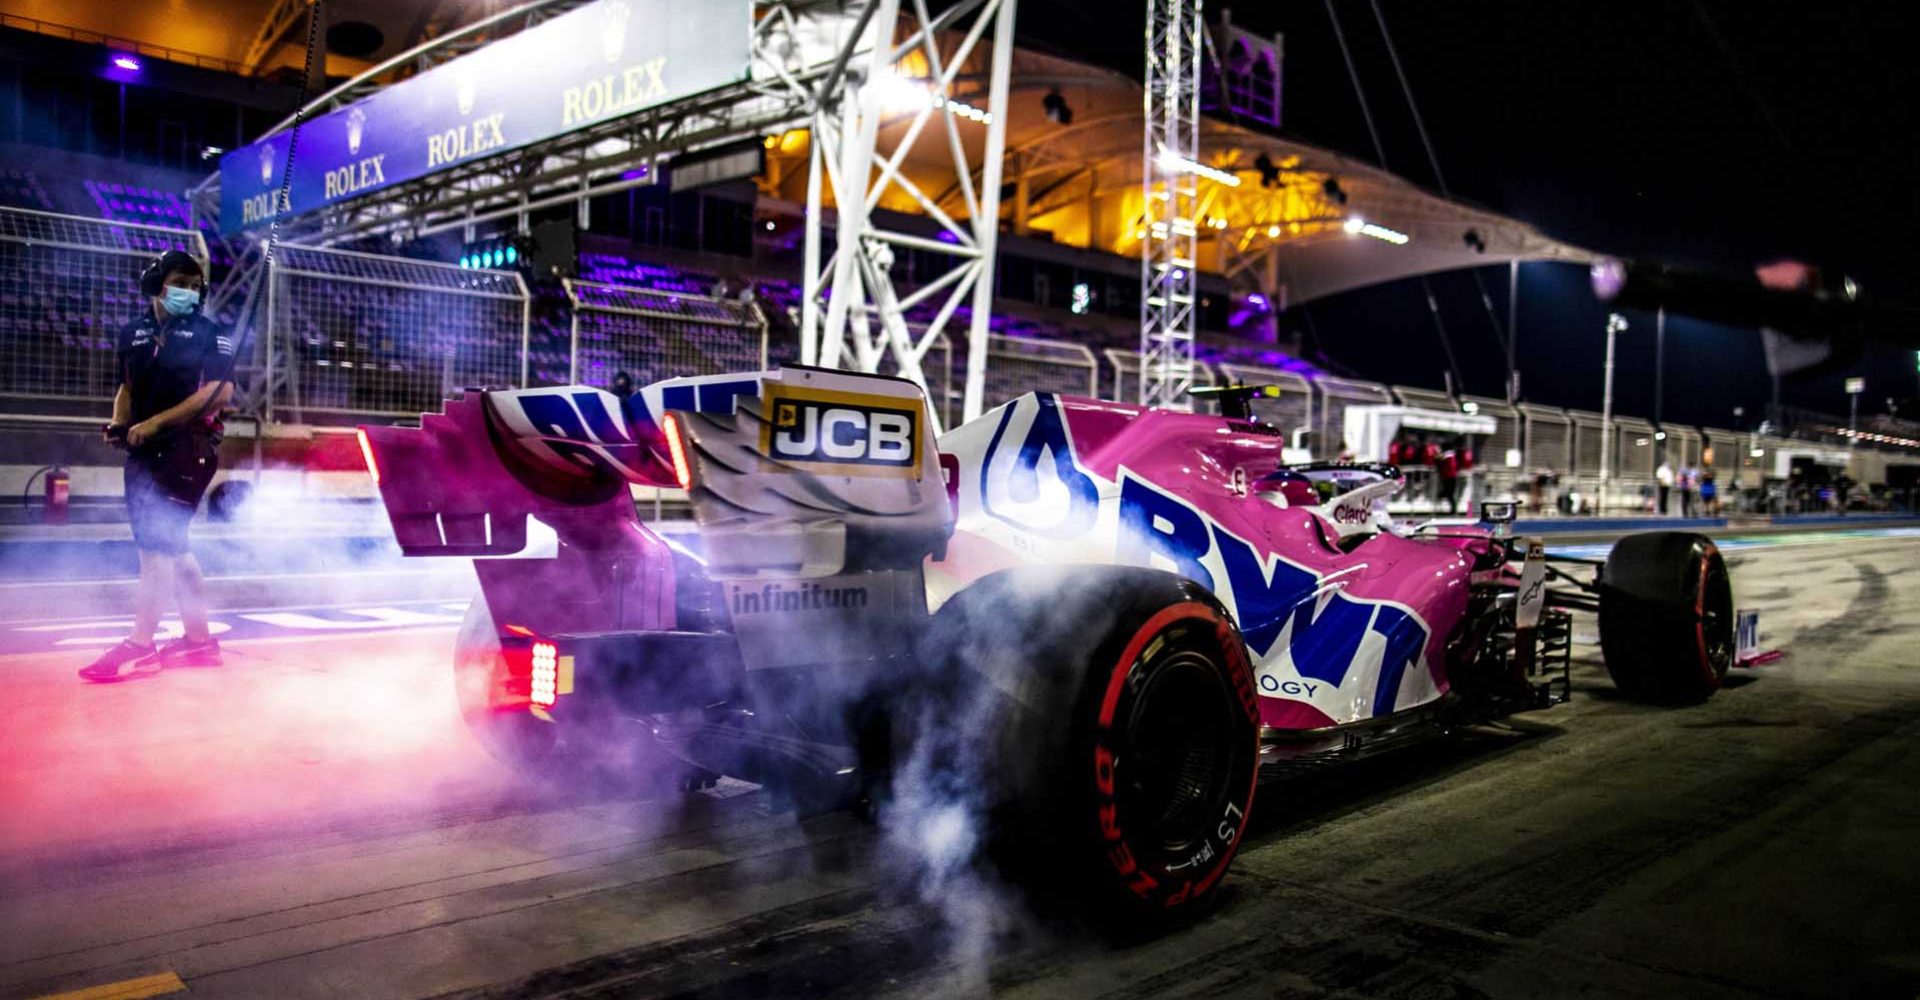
[78,640,160,682]
[152,636,222,667]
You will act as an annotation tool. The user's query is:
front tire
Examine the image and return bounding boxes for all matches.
[1598,532,1735,703]
[907,568,1261,923]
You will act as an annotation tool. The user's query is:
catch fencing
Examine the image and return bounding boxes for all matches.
[7,219,1918,509]
[875,329,955,429]
[0,207,207,403]
[1461,395,1523,495]
[563,279,767,391]
[1216,362,1313,436]
[1105,349,1217,412]
[268,246,529,421]
[1313,377,1396,456]
[977,335,1099,409]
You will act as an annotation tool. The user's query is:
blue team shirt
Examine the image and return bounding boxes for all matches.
[115,310,233,428]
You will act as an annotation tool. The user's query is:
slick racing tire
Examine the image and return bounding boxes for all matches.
[907,567,1261,926]
[1598,532,1735,704]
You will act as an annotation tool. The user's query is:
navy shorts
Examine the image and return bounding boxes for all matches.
[125,436,216,555]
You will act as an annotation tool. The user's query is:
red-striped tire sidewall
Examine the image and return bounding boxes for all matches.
[1692,543,1726,691]
[1088,601,1261,913]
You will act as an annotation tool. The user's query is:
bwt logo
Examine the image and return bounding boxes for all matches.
[975,393,1431,719]
[762,390,918,474]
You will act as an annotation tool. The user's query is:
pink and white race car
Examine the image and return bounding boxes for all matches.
[359,367,1738,923]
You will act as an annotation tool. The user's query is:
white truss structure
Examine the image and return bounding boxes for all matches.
[1140,0,1204,410]
[191,0,1017,428]
[792,0,1017,428]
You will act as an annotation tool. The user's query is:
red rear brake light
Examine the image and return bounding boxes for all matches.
[356,428,381,486]
[530,641,558,707]
[661,413,692,490]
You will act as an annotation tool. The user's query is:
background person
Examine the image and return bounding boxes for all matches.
[79,251,234,682]
[1436,435,1461,514]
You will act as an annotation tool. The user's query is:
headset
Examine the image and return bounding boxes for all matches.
[134,0,322,441]
[138,249,206,299]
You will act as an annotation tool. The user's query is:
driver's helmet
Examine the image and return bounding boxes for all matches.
[1253,468,1320,508]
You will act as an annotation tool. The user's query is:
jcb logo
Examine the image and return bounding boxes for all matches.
[762,387,921,476]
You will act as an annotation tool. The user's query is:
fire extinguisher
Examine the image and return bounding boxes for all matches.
[24,465,69,524]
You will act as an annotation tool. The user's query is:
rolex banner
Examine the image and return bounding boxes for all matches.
[218,0,750,234]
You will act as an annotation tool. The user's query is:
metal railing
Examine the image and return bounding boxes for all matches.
[0,13,249,74]
[1312,376,1395,457]
[269,246,529,420]
[562,279,767,391]
[975,335,1098,410]
[4,220,1914,514]
[879,330,955,429]
[1104,349,1217,412]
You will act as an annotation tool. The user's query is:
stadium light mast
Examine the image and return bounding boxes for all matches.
[796,0,1020,428]
[1140,0,1204,410]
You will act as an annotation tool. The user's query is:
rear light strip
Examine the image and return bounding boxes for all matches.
[662,413,693,490]
[530,641,558,708]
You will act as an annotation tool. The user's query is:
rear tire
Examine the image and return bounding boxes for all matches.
[1598,532,1735,703]
[905,567,1261,925]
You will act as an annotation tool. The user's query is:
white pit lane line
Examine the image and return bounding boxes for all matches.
[0,598,472,654]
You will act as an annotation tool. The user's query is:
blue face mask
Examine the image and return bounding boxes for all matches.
[162,285,200,317]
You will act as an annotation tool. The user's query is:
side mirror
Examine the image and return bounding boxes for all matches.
[1480,500,1518,524]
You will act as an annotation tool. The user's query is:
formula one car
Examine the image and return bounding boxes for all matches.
[359,368,1737,922]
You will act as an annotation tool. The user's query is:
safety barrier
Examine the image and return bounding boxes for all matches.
[1568,409,1607,479]
[1613,416,1658,481]
[1667,425,1703,470]
[0,207,207,405]
[1518,403,1571,475]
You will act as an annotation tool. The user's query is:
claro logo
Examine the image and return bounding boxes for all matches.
[760,386,922,477]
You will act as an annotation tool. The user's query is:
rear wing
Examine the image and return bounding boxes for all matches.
[356,368,948,564]
[356,369,950,652]
[357,387,648,557]
[357,374,766,558]
[666,366,953,580]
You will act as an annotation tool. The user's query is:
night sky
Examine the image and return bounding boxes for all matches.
[1017,1,1916,428]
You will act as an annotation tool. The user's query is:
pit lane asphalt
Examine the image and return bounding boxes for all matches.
[0,532,1916,999]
